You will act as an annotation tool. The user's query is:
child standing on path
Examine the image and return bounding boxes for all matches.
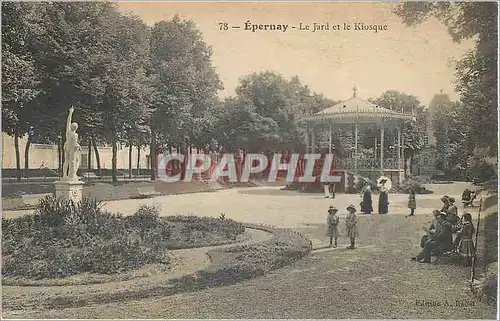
[345,204,359,249]
[326,206,340,247]
[407,188,416,217]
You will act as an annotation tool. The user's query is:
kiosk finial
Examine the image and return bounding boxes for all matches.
[353,85,357,98]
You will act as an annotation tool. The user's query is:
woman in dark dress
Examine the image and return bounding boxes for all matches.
[378,179,389,214]
[360,185,373,214]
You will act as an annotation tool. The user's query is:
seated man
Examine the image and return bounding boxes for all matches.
[420,209,441,248]
[462,188,478,207]
[412,213,453,263]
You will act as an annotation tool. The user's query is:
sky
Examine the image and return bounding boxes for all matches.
[118,2,475,106]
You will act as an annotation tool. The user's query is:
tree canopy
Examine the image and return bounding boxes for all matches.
[394,2,498,157]
[215,71,335,152]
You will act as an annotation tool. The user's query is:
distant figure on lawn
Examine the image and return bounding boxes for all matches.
[412,213,453,263]
[323,182,335,199]
[407,188,416,217]
[378,179,389,214]
[462,188,476,207]
[345,204,358,249]
[360,184,373,214]
[326,206,340,248]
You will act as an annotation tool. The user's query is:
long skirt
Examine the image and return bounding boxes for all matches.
[378,192,389,214]
[361,191,373,214]
[458,238,475,258]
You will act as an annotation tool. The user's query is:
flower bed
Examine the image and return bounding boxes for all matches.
[392,180,433,194]
[3,224,312,310]
[201,224,312,284]
[2,196,245,280]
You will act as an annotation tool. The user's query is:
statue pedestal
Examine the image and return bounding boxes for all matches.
[55,179,85,203]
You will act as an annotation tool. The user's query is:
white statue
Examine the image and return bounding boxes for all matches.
[62,107,81,180]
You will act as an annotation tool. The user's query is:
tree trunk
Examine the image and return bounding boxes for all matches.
[150,128,156,181]
[88,141,92,170]
[91,136,101,177]
[410,153,415,176]
[112,139,118,183]
[128,142,133,179]
[403,149,408,175]
[61,130,66,177]
[24,135,32,178]
[137,144,141,176]
[180,142,186,181]
[58,137,62,177]
[14,133,21,182]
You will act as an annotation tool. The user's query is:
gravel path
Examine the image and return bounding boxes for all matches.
[3,183,473,225]
[5,212,495,319]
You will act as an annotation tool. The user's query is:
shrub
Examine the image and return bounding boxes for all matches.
[210,225,312,276]
[2,196,171,278]
[393,180,433,194]
[2,196,245,279]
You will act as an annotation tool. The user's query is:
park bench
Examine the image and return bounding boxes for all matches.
[83,172,100,180]
[432,249,461,265]
[21,193,53,206]
[136,186,160,198]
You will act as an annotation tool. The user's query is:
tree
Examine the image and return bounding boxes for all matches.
[215,98,280,153]
[232,71,334,152]
[369,90,426,173]
[97,12,154,182]
[26,3,154,181]
[394,2,498,156]
[149,15,223,180]
[2,2,42,181]
[431,95,471,178]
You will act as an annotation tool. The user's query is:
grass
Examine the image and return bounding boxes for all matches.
[2,224,311,313]
[2,197,245,283]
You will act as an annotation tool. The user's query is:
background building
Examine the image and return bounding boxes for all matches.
[2,133,151,172]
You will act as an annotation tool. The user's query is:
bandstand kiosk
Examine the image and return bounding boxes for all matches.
[300,86,414,192]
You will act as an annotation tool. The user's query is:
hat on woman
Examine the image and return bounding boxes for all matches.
[328,206,338,212]
[346,204,356,212]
